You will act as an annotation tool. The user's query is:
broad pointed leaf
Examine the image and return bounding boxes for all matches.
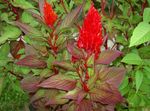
[0,25,21,44]
[129,22,150,47]
[21,75,40,93]
[135,70,143,92]
[14,21,42,37]
[59,4,83,29]
[38,75,76,91]
[121,53,143,65]
[11,0,34,9]
[90,84,123,104]
[143,8,150,23]
[98,67,126,88]
[16,55,47,68]
[96,50,122,65]
[76,99,92,111]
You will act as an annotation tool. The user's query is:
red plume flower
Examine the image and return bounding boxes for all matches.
[77,5,103,59]
[43,0,58,27]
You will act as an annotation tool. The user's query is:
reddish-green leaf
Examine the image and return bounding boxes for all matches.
[38,75,76,91]
[96,50,122,65]
[14,21,42,36]
[90,84,123,104]
[98,67,126,88]
[76,99,92,111]
[53,60,75,71]
[27,9,44,23]
[21,75,40,93]
[67,40,84,59]
[46,94,68,105]
[58,4,83,30]
[16,55,47,68]
[10,40,25,59]
[64,88,86,103]
[38,0,45,17]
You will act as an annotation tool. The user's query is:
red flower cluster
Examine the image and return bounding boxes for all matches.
[43,0,57,27]
[77,5,103,59]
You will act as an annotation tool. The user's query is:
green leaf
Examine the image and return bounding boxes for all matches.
[0,77,4,96]
[11,0,34,9]
[138,45,150,59]
[0,43,10,58]
[135,70,143,93]
[0,25,21,44]
[129,22,150,47]
[121,53,143,65]
[21,11,39,27]
[128,93,141,107]
[143,8,150,23]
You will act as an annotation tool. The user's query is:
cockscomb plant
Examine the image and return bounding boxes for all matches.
[0,0,126,111]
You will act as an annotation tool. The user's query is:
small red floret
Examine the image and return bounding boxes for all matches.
[43,0,58,27]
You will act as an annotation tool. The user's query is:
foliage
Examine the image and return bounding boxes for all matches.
[0,0,150,111]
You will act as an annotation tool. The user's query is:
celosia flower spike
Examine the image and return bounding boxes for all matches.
[43,0,58,27]
[77,5,103,59]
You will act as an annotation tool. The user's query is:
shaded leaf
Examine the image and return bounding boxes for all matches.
[21,75,40,93]
[25,44,38,56]
[135,70,143,93]
[0,43,10,59]
[96,50,122,65]
[67,39,84,59]
[138,45,150,59]
[64,88,86,103]
[0,77,4,96]
[38,0,45,17]
[121,53,143,65]
[14,21,42,37]
[38,75,76,91]
[30,89,45,103]
[46,94,68,105]
[16,55,47,68]
[10,40,25,59]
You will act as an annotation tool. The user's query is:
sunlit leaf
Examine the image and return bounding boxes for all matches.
[38,75,76,91]
[129,22,150,47]
[16,55,47,68]
[96,50,122,65]
[121,53,143,65]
